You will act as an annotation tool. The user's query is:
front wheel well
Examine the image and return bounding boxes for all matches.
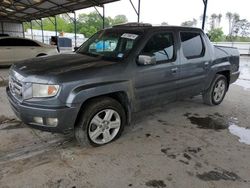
[74,92,131,128]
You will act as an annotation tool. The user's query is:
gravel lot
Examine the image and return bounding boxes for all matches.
[0,57,250,188]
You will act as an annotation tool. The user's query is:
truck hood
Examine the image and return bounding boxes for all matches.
[12,53,117,76]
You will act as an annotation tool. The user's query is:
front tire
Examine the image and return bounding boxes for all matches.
[202,74,228,106]
[75,97,126,147]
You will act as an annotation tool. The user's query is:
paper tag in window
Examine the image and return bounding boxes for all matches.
[121,33,138,40]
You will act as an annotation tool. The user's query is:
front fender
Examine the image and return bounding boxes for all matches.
[66,80,134,107]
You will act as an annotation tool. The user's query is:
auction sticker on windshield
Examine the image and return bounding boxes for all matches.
[121,33,138,40]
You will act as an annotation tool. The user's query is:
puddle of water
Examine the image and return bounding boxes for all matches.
[145,180,166,187]
[186,114,250,145]
[229,119,250,145]
[187,116,228,130]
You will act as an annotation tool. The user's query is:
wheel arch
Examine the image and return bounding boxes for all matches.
[74,91,132,129]
[206,61,231,91]
[216,70,230,89]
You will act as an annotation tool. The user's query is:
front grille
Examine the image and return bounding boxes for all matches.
[9,76,23,100]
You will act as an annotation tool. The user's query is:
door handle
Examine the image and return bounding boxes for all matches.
[204,62,209,69]
[171,67,178,73]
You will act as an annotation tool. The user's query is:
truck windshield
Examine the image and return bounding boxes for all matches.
[76,30,141,61]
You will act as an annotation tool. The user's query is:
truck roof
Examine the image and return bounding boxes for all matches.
[109,23,203,33]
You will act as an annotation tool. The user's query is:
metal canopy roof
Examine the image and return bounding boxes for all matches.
[0,0,120,22]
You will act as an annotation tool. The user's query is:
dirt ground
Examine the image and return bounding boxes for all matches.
[0,57,250,188]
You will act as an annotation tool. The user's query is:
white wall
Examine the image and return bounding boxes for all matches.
[0,22,24,37]
[213,42,250,55]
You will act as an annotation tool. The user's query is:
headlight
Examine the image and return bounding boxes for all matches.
[32,84,60,98]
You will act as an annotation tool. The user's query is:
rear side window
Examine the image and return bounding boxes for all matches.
[142,32,175,63]
[180,32,205,59]
[0,38,40,46]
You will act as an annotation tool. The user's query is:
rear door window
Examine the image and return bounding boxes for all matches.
[180,32,205,59]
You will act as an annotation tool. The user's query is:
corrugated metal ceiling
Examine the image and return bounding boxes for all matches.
[0,0,120,22]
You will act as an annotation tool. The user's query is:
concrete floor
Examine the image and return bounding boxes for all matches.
[0,57,250,188]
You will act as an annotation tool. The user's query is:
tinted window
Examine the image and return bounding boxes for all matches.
[0,38,40,46]
[180,32,204,59]
[142,33,174,62]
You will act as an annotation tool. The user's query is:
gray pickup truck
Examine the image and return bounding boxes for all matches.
[7,23,240,146]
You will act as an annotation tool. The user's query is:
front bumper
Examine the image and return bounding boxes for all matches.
[230,71,240,84]
[6,87,79,134]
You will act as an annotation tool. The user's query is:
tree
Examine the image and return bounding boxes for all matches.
[77,12,128,37]
[181,18,197,27]
[217,14,222,27]
[208,28,224,42]
[24,12,128,38]
[210,13,217,29]
[24,15,74,33]
[226,12,240,36]
[209,13,223,29]
[226,12,233,35]
[112,15,128,25]
[232,19,250,37]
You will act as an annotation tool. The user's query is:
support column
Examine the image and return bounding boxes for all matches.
[30,21,33,39]
[94,6,105,29]
[22,22,25,37]
[55,15,58,37]
[138,0,141,23]
[202,0,208,30]
[74,11,77,47]
[103,5,105,29]
[41,19,44,43]
[1,22,4,34]
[129,0,141,23]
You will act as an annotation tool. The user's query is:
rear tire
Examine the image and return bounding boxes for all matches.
[75,97,126,147]
[202,74,228,106]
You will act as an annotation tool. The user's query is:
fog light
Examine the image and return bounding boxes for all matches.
[33,117,43,124]
[47,118,58,127]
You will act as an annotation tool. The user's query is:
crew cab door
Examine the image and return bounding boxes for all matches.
[177,31,210,98]
[133,31,179,110]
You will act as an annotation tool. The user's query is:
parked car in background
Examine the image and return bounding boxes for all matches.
[0,37,58,66]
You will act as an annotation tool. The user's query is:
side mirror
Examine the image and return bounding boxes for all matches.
[74,47,79,52]
[137,55,156,65]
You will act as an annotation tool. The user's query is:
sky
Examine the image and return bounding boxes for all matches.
[76,0,250,34]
